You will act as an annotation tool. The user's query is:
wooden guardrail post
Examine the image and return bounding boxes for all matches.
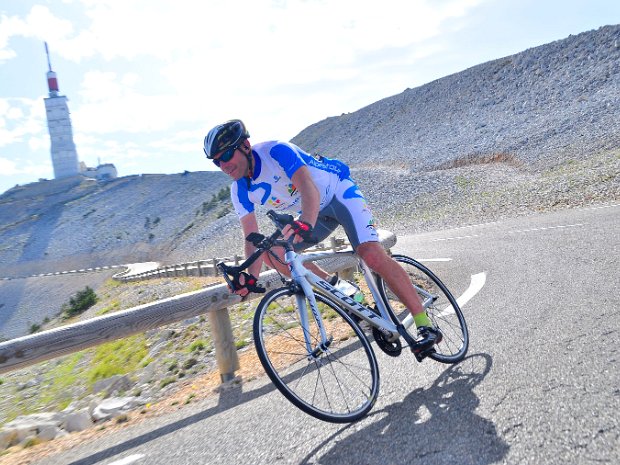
[208,307,240,382]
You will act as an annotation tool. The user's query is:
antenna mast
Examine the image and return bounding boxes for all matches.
[45,41,53,71]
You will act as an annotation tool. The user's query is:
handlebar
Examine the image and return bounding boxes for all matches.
[217,209,306,293]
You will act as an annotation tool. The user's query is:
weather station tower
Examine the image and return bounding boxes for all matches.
[44,42,80,179]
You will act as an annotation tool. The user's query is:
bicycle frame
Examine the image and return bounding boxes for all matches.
[284,247,402,355]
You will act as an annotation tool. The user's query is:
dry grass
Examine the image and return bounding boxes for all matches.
[435,152,525,170]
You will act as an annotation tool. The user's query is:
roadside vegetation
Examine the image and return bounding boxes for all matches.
[61,286,98,319]
[0,274,260,429]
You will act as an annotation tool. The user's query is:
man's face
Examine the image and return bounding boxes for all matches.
[213,145,247,181]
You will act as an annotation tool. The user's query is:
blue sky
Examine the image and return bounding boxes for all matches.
[1,0,619,194]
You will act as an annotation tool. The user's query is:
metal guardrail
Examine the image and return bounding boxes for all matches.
[0,231,396,383]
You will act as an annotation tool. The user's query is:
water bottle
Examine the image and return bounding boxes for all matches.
[334,279,364,303]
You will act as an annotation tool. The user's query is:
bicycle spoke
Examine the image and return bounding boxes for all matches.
[254,287,379,422]
[378,254,469,363]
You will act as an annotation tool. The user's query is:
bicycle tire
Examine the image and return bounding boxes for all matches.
[253,286,380,423]
[377,254,469,363]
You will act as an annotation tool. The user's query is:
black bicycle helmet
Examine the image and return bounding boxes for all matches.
[203,119,250,159]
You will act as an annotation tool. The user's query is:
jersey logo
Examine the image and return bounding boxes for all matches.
[287,183,298,196]
[268,196,283,207]
[249,182,272,205]
[343,184,364,200]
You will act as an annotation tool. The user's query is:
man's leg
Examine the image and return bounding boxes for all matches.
[356,241,441,348]
[355,242,426,316]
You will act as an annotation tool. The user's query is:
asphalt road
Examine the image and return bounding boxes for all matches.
[34,203,620,465]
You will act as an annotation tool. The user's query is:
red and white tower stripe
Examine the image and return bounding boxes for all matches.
[44,42,80,179]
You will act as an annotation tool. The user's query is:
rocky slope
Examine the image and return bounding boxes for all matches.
[292,24,620,171]
[0,171,231,276]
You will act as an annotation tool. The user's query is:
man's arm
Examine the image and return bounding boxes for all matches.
[240,212,264,278]
[291,165,320,227]
[279,165,320,244]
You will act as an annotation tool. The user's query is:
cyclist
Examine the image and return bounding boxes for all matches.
[203,119,441,349]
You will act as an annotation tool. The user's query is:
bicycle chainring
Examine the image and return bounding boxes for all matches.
[372,328,402,357]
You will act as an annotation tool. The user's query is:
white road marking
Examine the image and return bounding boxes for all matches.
[431,234,481,242]
[435,272,487,318]
[509,223,584,234]
[449,271,487,313]
[430,223,585,242]
[403,272,486,327]
[585,203,620,210]
[107,454,145,465]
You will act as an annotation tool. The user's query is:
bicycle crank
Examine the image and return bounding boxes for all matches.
[372,328,402,357]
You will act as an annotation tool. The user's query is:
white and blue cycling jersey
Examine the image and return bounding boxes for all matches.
[231,141,350,218]
[230,140,379,249]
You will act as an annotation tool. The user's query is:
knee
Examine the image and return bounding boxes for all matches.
[261,250,278,269]
[356,243,388,271]
[261,247,285,270]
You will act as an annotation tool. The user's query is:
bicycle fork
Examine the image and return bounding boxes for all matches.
[288,253,332,360]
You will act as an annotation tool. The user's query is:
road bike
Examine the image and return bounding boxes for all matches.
[218,210,469,423]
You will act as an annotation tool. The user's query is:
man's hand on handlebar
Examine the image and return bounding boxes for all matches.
[217,263,265,298]
[231,271,261,297]
[282,219,314,244]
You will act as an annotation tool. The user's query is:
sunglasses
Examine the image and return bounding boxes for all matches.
[211,145,239,167]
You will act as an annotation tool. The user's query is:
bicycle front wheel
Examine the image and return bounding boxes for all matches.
[377,254,469,363]
[253,286,380,423]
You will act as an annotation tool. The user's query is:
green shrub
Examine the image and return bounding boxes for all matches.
[160,377,176,388]
[62,286,98,318]
[217,186,230,201]
[189,340,206,352]
[87,335,148,385]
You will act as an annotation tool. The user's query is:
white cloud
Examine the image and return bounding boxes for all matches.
[3,0,487,141]
[27,134,49,151]
[0,5,74,63]
[0,98,46,147]
[0,155,50,176]
[0,157,18,174]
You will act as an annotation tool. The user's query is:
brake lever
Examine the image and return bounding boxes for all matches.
[246,232,265,247]
[217,262,236,289]
[267,210,294,230]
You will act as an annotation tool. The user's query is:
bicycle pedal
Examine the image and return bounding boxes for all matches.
[413,346,436,362]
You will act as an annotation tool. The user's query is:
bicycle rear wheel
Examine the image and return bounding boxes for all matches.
[377,254,469,363]
[253,286,379,423]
